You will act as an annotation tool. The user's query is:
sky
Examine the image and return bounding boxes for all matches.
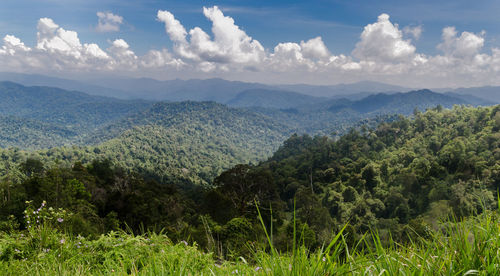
[0,0,500,88]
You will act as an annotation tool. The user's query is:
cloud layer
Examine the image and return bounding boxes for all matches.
[1,6,500,87]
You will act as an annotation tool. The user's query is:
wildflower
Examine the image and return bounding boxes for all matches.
[322,256,326,262]
[181,240,188,246]
[57,218,64,223]
[255,266,262,272]
[60,239,65,244]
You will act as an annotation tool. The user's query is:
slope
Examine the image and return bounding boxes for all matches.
[0,81,152,148]
[207,104,500,248]
[226,88,325,109]
[249,89,475,136]
[7,101,292,186]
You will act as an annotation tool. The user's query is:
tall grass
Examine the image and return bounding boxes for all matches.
[1,207,500,274]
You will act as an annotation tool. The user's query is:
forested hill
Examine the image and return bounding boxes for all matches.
[249,89,478,135]
[0,81,150,130]
[0,81,151,148]
[336,89,467,114]
[0,101,292,186]
[226,88,325,109]
[208,104,500,247]
[85,101,293,184]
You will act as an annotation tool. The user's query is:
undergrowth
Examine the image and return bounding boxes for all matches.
[1,204,499,275]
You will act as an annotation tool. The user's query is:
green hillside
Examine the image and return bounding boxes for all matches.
[0,81,151,148]
[226,88,325,109]
[0,116,76,149]
[89,102,292,184]
[206,104,500,249]
[1,101,292,186]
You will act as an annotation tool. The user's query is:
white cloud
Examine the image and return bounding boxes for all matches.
[96,12,123,32]
[157,6,265,69]
[403,25,423,40]
[438,27,484,57]
[3,9,500,88]
[106,39,137,69]
[352,14,416,63]
[157,10,188,44]
[0,35,31,55]
[300,36,330,60]
[36,17,109,62]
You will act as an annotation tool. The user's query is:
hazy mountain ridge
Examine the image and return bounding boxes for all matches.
[226,88,326,109]
[2,72,499,105]
[449,86,500,103]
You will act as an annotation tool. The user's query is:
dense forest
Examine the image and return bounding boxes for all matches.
[1,104,499,261]
[0,101,292,185]
[0,82,490,148]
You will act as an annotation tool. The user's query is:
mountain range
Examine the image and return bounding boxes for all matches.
[0,77,498,184]
[2,72,499,104]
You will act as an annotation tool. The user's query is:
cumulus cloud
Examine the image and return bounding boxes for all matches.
[300,37,330,60]
[0,35,31,55]
[438,27,485,57]
[352,14,416,63]
[36,17,109,61]
[3,8,500,87]
[96,12,123,32]
[157,6,265,69]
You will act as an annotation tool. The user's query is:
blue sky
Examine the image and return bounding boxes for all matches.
[0,0,499,87]
[2,0,498,54]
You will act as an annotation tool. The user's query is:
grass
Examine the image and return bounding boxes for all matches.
[1,209,500,275]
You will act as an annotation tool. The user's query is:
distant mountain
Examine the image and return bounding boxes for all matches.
[0,72,128,98]
[448,86,500,104]
[346,89,468,114]
[276,81,410,98]
[249,89,477,136]
[89,77,274,102]
[226,89,325,109]
[443,92,497,106]
[0,72,410,102]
